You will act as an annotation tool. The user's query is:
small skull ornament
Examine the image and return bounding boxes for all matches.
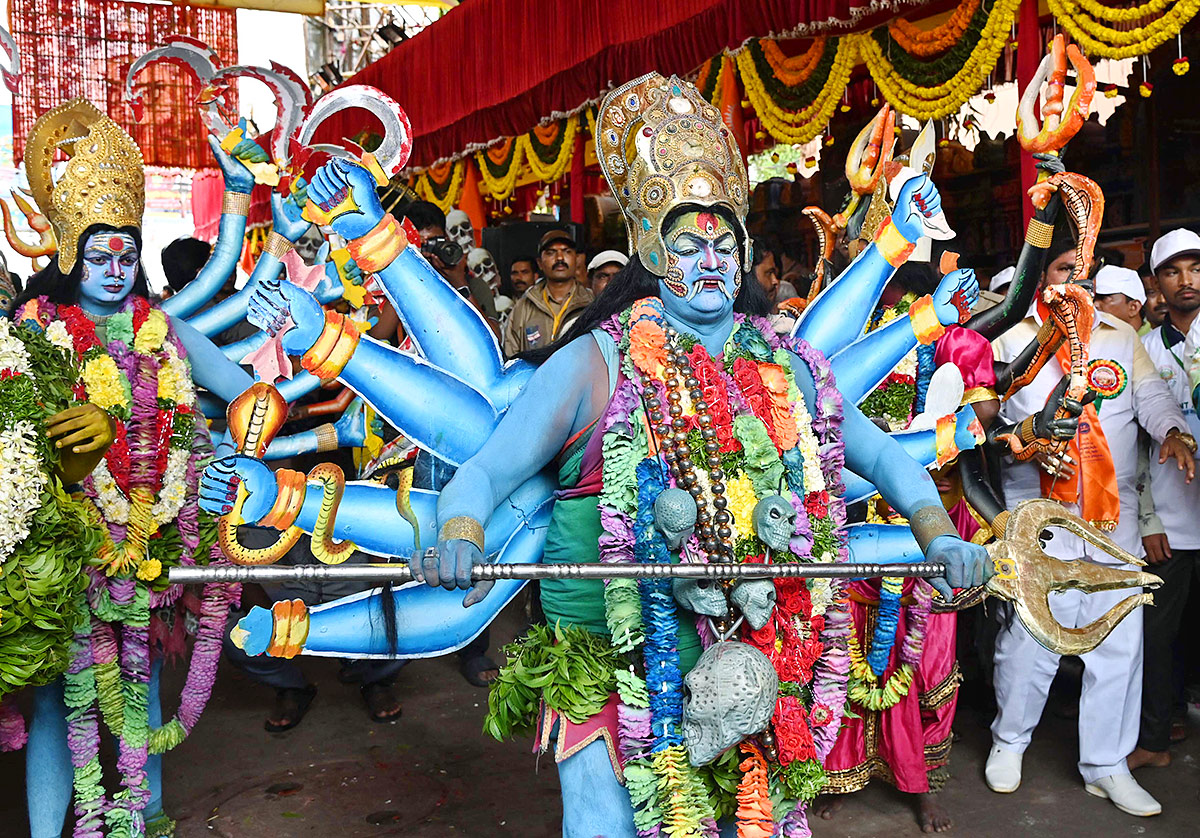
[683,641,779,766]
[654,487,698,551]
[672,578,728,618]
[467,246,500,291]
[731,579,777,631]
[445,209,474,252]
[753,495,796,554]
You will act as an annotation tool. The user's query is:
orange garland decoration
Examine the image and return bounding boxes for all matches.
[888,0,981,57]
[760,37,828,87]
[735,742,774,838]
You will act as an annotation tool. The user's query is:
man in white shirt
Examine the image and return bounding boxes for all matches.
[986,249,1194,817]
[1129,230,1200,771]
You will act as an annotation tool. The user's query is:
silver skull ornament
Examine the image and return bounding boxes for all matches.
[467,246,500,291]
[672,578,728,618]
[654,487,697,551]
[731,579,777,631]
[445,209,474,252]
[752,495,796,554]
[682,641,779,766]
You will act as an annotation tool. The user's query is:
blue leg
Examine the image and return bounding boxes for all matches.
[27,680,71,838]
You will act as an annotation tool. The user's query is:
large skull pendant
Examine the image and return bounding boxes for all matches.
[682,641,778,766]
[654,487,697,551]
[753,495,796,554]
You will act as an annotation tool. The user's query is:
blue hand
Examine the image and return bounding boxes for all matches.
[409,539,494,606]
[891,174,942,242]
[925,534,991,600]
[932,267,979,325]
[308,158,385,240]
[248,278,325,354]
[272,188,313,243]
[209,134,254,195]
[333,397,367,447]
[199,455,277,524]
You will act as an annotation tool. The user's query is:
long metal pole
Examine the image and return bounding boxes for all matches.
[169,561,948,586]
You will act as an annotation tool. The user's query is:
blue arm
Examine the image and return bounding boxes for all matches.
[170,314,253,403]
[830,312,923,406]
[793,243,895,358]
[160,210,246,319]
[845,523,923,565]
[186,250,283,337]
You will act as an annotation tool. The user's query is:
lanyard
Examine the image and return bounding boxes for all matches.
[1162,326,1187,375]
[543,285,577,340]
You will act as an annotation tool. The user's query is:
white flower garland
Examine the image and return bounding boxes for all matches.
[0,420,47,562]
[0,318,32,377]
[44,321,74,354]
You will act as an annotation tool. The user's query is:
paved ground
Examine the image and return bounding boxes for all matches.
[2,600,1198,837]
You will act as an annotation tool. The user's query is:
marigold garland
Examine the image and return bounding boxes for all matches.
[1047,0,1200,58]
[518,114,578,184]
[736,37,856,145]
[759,37,828,87]
[888,0,981,56]
[414,159,466,213]
[476,138,521,201]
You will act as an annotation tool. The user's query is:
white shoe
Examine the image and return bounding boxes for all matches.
[1085,774,1162,817]
[985,745,1023,793]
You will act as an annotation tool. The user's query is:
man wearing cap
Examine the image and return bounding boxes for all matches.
[1095,265,1149,332]
[986,238,1194,818]
[503,229,594,356]
[1128,229,1200,773]
[586,249,628,296]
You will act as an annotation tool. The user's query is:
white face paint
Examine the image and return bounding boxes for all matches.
[445,210,474,251]
[79,231,139,310]
[467,247,499,290]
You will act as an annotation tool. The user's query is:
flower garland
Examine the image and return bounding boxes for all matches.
[853,0,1021,121]
[887,0,981,57]
[758,37,828,87]
[475,138,521,201]
[15,296,237,837]
[518,115,578,184]
[736,37,857,145]
[414,159,466,213]
[846,579,933,711]
[1047,0,1200,59]
[597,299,851,832]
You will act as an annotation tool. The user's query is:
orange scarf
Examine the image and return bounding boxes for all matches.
[1036,300,1120,530]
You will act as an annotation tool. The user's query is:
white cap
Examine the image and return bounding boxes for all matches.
[587,250,628,272]
[1150,228,1200,272]
[991,266,1016,292]
[1094,265,1146,304]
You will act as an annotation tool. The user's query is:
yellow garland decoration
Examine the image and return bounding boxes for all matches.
[853,0,1021,121]
[736,36,857,145]
[1070,0,1174,20]
[847,630,916,711]
[1048,0,1200,58]
[475,138,522,202]
[518,114,578,183]
[414,159,466,213]
[888,0,981,57]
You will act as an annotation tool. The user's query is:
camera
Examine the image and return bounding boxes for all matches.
[421,236,464,267]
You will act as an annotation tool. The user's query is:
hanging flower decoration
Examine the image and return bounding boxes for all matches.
[888,0,982,57]
[1174,55,1190,74]
[518,114,578,184]
[1047,0,1200,60]
[1140,81,1155,96]
[736,37,857,145]
[414,158,466,213]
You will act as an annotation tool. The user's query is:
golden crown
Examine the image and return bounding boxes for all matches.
[596,73,751,278]
[25,98,145,273]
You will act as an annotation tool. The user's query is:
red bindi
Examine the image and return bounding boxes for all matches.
[108,236,126,251]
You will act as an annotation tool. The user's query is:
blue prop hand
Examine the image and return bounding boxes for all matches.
[932,267,979,325]
[308,158,385,240]
[891,174,943,242]
[409,539,494,606]
[247,278,325,354]
[925,534,992,601]
[333,397,367,447]
[210,134,255,195]
[199,455,277,524]
[272,188,313,243]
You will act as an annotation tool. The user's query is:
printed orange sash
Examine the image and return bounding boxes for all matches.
[1036,300,1120,530]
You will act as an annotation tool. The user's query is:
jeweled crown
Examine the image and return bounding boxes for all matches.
[25,98,145,273]
[597,73,751,278]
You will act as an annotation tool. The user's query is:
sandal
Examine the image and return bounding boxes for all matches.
[361,681,402,723]
[264,684,317,733]
[459,653,499,688]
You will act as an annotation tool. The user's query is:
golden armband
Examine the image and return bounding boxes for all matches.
[222,190,252,216]
[314,423,339,453]
[909,505,960,554]
[1025,218,1055,249]
[909,295,946,345]
[348,214,406,274]
[440,516,485,552]
[263,230,294,260]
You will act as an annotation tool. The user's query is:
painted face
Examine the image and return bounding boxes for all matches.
[661,211,740,320]
[79,232,139,308]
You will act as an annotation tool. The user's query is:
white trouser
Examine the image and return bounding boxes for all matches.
[990,500,1144,784]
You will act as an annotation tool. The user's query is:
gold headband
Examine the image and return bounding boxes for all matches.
[25,98,145,273]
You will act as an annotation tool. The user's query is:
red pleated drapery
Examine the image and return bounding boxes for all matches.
[315,0,929,169]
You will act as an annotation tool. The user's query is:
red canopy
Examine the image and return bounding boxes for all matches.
[318,0,931,169]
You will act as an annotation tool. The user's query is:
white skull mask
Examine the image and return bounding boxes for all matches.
[467,247,499,290]
[682,641,778,766]
[446,210,474,251]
